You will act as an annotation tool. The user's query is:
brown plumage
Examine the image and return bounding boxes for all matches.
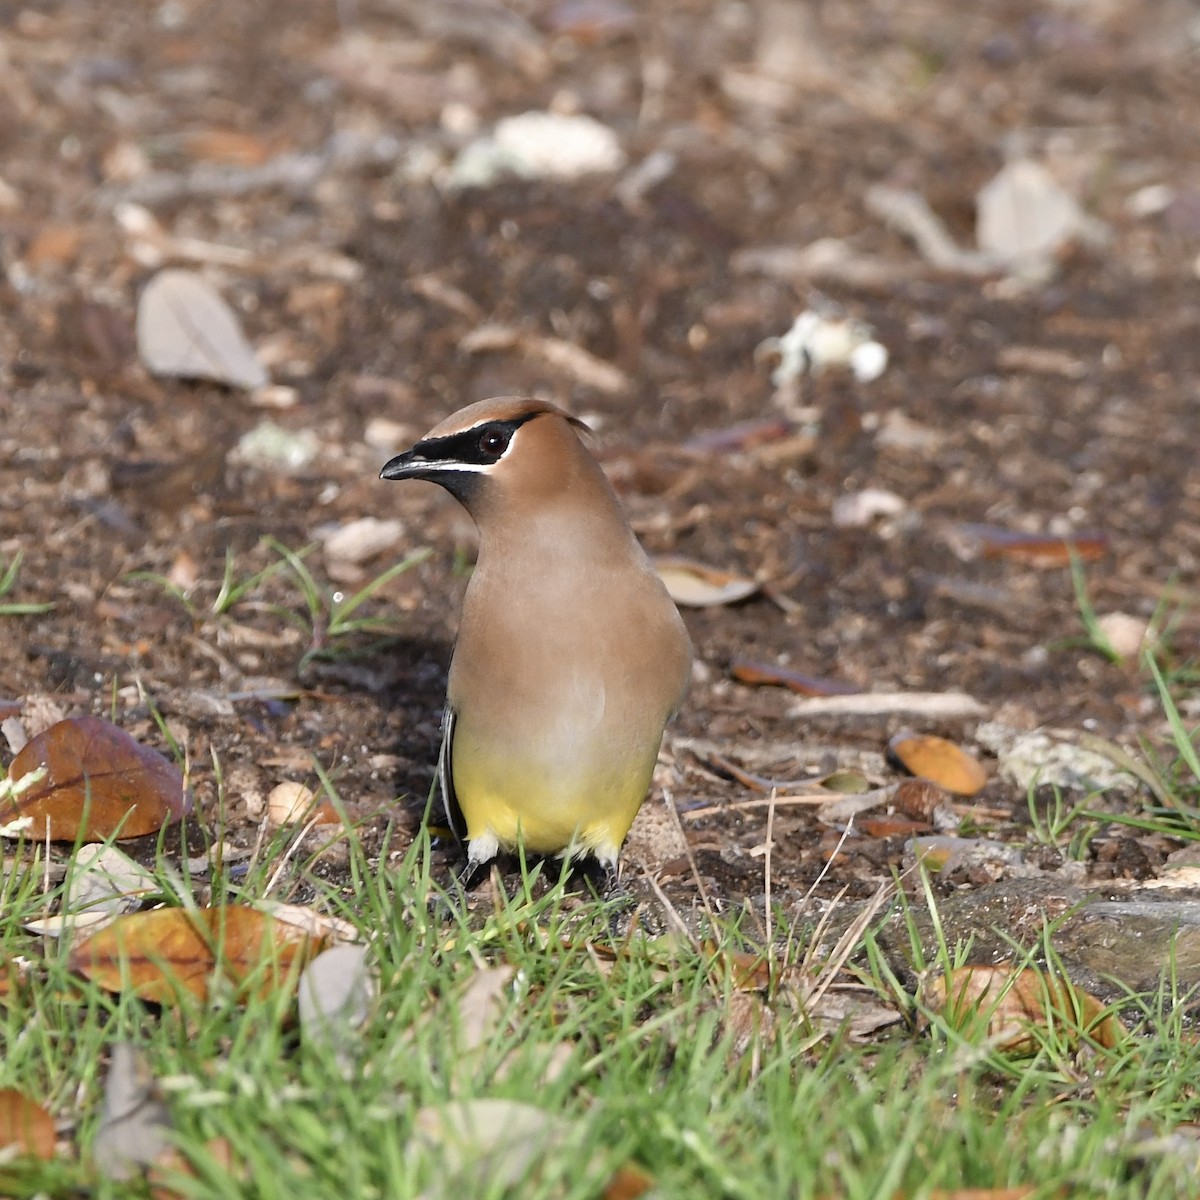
[381,397,691,883]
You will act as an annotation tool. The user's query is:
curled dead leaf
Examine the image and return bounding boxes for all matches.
[653,557,760,607]
[923,965,1121,1053]
[71,904,325,1006]
[0,1088,56,1161]
[730,659,863,696]
[887,731,986,796]
[4,715,191,842]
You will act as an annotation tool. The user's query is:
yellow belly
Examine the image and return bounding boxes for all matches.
[451,748,656,863]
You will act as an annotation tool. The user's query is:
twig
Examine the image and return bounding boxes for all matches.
[790,691,987,719]
[864,184,994,275]
[97,132,408,209]
[764,789,776,958]
[681,793,849,821]
[663,786,715,926]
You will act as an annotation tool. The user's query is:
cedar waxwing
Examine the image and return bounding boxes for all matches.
[380,397,691,886]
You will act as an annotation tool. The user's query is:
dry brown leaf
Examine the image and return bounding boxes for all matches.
[653,557,760,607]
[730,658,863,696]
[704,943,771,992]
[923,965,1121,1053]
[71,904,325,1005]
[4,715,191,842]
[959,524,1108,566]
[859,816,931,838]
[603,1161,656,1200]
[887,731,987,796]
[0,1088,56,1161]
[721,989,777,1063]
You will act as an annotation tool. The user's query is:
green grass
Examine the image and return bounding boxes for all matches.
[126,537,432,671]
[0,550,54,616]
[4,579,1200,1196]
[3,806,1200,1199]
[260,536,432,668]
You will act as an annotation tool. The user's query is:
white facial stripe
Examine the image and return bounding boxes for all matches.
[417,460,500,474]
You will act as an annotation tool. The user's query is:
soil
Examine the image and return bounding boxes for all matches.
[2,0,1199,928]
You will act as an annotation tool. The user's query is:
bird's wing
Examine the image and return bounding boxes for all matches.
[437,702,467,845]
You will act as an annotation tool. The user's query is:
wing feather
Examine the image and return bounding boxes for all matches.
[437,703,467,844]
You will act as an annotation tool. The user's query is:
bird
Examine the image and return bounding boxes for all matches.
[380,396,691,889]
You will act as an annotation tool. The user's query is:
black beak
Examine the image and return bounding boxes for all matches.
[379,450,426,481]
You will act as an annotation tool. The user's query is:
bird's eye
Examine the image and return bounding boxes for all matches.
[478,428,510,458]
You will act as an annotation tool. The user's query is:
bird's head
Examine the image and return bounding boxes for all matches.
[380,397,597,515]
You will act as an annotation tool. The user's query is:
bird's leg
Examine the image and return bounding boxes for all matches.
[456,855,488,892]
[424,852,489,922]
[599,861,623,900]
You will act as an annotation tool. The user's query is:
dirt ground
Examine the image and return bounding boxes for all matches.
[2,0,1199,922]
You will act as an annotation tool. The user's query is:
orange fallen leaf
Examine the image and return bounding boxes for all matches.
[887,731,986,796]
[730,659,863,696]
[924,965,1121,1053]
[0,1089,56,1160]
[71,904,325,1006]
[5,715,192,842]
